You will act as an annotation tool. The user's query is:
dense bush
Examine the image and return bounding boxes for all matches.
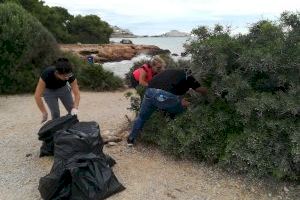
[0,0,72,42]
[187,13,299,180]
[67,15,112,44]
[0,3,59,94]
[64,52,123,91]
[0,0,113,44]
[131,12,300,181]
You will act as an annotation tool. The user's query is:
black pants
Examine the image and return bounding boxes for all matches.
[43,85,74,119]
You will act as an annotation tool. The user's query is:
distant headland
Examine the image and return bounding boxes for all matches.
[110,26,190,38]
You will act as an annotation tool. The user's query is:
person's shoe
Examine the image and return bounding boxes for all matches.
[127,137,135,147]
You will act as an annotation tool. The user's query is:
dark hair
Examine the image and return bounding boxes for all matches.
[53,58,73,74]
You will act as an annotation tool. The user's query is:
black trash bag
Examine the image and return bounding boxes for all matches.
[53,122,104,160]
[38,115,79,141]
[38,115,79,157]
[38,167,72,200]
[39,121,125,200]
[67,122,116,167]
[68,156,125,200]
[104,154,116,167]
[40,140,54,157]
[39,156,125,200]
[56,122,117,167]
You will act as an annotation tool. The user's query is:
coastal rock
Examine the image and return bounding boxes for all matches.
[110,26,137,38]
[60,44,169,62]
[161,30,190,37]
[120,39,133,44]
[107,142,118,147]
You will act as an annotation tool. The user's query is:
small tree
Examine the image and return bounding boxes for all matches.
[67,15,113,44]
[0,3,59,93]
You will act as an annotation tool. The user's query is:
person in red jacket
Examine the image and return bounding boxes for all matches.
[130,55,166,88]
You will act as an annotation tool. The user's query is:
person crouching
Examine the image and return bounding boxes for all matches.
[127,69,207,146]
[34,58,80,123]
[130,55,166,88]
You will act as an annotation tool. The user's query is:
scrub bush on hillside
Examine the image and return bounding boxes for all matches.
[132,12,300,181]
[0,3,59,94]
[64,52,123,91]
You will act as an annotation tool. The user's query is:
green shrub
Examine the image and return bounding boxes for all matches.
[0,3,59,94]
[130,12,300,181]
[191,15,299,180]
[67,15,113,44]
[64,52,123,91]
[142,98,243,163]
[1,1,113,44]
[221,91,299,180]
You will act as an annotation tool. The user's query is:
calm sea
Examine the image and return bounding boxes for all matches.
[103,37,191,78]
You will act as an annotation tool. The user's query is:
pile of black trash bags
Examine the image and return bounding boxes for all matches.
[38,115,125,200]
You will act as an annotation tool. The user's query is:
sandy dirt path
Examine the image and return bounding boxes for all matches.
[0,91,294,200]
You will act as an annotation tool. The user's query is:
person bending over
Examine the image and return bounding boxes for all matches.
[127,69,207,146]
[34,58,80,123]
[130,55,166,88]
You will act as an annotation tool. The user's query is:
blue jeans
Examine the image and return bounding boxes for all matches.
[129,88,185,141]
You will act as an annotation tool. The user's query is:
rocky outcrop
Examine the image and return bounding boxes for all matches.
[161,30,190,37]
[120,39,133,44]
[60,44,170,62]
[110,26,137,38]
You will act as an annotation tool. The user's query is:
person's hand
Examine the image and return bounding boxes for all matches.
[41,112,48,123]
[71,108,78,116]
[196,87,208,95]
[181,98,191,107]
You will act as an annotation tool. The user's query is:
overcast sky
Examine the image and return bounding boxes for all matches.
[43,0,299,35]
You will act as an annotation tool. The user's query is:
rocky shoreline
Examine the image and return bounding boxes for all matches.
[60,44,170,62]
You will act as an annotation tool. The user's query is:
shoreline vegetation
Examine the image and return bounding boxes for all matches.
[126,12,300,184]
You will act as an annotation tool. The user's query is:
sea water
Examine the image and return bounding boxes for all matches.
[110,37,191,55]
[102,37,191,78]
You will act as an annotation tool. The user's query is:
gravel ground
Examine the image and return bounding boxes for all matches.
[0,91,297,200]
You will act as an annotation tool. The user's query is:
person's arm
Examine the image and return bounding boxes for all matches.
[195,87,208,95]
[181,76,207,107]
[70,79,80,109]
[138,69,148,86]
[181,98,191,107]
[34,78,48,122]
